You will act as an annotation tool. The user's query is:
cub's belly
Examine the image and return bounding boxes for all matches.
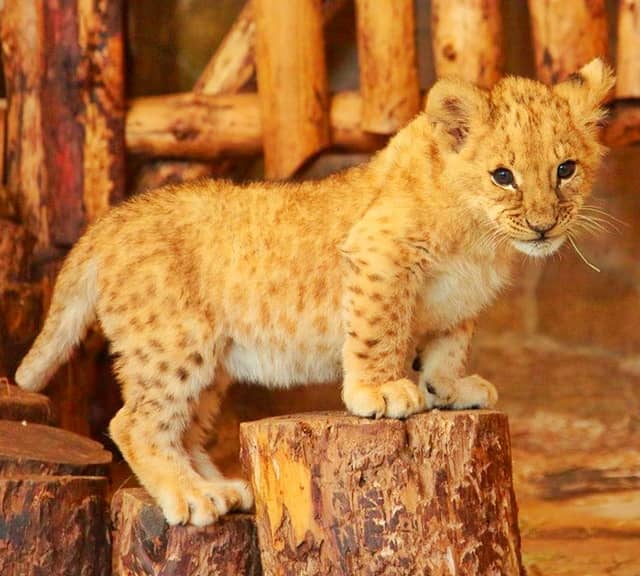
[222,340,343,388]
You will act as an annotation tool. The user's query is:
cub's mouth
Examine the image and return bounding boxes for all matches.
[511,235,566,257]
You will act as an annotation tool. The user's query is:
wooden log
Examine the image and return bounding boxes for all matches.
[616,0,640,98]
[0,219,31,288]
[527,0,609,84]
[254,0,330,179]
[0,475,110,576]
[240,410,524,575]
[602,102,640,147]
[1,0,124,251]
[111,487,262,576]
[0,99,6,187]
[0,382,56,425]
[132,160,235,195]
[355,0,420,133]
[126,91,386,159]
[431,0,503,88]
[0,420,111,476]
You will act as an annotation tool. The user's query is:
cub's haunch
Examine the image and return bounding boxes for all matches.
[16,59,614,526]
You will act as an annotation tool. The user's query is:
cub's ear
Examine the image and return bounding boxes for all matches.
[425,78,489,152]
[553,58,615,127]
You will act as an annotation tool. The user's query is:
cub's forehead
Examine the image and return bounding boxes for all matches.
[490,78,569,120]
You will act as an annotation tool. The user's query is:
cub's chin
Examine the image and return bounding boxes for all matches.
[512,236,566,258]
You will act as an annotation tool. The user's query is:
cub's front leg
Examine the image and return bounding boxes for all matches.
[340,252,425,419]
[416,319,498,409]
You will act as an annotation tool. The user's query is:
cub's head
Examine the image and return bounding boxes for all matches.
[426,58,615,257]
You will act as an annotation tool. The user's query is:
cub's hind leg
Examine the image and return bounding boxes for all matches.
[108,331,236,526]
[183,371,253,512]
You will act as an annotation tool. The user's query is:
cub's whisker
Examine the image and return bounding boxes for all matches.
[567,234,601,272]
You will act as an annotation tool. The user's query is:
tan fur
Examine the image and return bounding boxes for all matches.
[15,60,614,525]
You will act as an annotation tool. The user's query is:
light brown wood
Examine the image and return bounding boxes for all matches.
[0,475,110,576]
[355,0,420,133]
[0,382,55,424]
[431,0,503,88]
[254,0,330,179]
[240,410,524,575]
[111,487,262,576]
[0,99,6,187]
[602,103,640,147]
[616,0,640,98]
[527,0,609,84]
[127,91,388,159]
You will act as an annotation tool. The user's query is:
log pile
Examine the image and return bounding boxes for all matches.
[240,410,524,575]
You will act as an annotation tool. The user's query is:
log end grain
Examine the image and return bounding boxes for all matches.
[0,419,112,476]
[111,487,262,576]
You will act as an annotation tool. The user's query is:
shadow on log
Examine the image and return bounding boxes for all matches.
[240,410,524,575]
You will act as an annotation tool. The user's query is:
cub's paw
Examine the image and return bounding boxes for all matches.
[203,479,254,514]
[343,378,425,419]
[430,374,498,410]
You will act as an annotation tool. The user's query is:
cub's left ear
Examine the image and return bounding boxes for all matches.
[553,58,616,127]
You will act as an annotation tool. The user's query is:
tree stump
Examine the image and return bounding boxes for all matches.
[0,382,55,424]
[240,410,524,575]
[111,487,262,576]
[0,475,110,576]
[0,421,112,575]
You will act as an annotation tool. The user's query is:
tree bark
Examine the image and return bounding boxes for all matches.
[431,0,504,88]
[355,0,420,133]
[0,475,110,576]
[527,0,608,84]
[254,0,330,179]
[1,0,124,252]
[0,420,111,476]
[111,487,262,576]
[0,382,55,425]
[240,410,524,576]
[616,0,640,98]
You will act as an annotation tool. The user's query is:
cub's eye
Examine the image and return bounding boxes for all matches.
[490,167,515,188]
[557,160,576,180]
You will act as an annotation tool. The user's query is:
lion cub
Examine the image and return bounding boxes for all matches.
[16,59,613,526]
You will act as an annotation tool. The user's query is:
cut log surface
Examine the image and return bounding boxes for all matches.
[0,382,55,424]
[0,420,111,476]
[0,475,110,576]
[240,410,524,576]
[616,0,640,98]
[111,487,262,576]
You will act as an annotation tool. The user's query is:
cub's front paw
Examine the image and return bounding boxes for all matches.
[343,378,425,419]
[426,374,498,410]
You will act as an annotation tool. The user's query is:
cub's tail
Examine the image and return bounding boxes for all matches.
[15,235,98,392]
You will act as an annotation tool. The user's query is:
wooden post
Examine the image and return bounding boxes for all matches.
[528,0,609,84]
[616,0,640,98]
[431,0,504,88]
[355,0,420,133]
[111,488,262,576]
[1,0,124,252]
[240,411,524,575]
[254,0,330,179]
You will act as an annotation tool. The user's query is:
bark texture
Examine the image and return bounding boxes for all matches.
[1,0,124,251]
[355,0,420,133]
[0,420,111,476]
[616,0,640,98]
[111,487,262,576]
[0,475,110,576]
[527,0,608,84]
[431,0,503,88]
[240,410,524,576]
[0,382,55,425]
[254,0,330,178]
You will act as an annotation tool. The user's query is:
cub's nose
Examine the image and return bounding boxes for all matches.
[525,218,555,238]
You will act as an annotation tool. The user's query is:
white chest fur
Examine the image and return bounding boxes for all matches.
[416,254,511,332]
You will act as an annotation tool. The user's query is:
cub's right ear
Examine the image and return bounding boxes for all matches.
[425,78,489,152]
